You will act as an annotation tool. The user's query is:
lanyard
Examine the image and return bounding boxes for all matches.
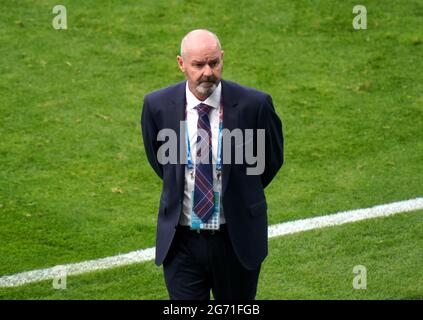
[185,98,224,180]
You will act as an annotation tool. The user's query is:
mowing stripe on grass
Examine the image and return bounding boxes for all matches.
[1,197,422,288]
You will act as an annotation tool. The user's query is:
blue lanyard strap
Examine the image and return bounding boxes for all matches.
[216,115,223,172]
[185,100,224,175]
[186,124,193,170]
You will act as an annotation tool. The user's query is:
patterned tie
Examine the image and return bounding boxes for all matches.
[193,103,214,223]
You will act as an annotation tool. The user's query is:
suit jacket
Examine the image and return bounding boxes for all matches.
[141,79,284,270]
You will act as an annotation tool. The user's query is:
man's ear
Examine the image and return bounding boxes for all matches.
[177,55,185,73]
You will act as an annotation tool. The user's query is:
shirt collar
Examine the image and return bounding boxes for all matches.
[185,81,221,110]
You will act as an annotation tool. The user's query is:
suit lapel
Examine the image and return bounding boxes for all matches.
[221,80,239,196]
[170,81,186,200]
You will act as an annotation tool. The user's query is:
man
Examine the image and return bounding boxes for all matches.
[141,29,284,299]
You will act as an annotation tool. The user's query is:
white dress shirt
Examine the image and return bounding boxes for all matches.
[179,81,225,226]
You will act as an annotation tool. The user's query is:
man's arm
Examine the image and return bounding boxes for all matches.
[258,94,284,188]
[141,96,163,179]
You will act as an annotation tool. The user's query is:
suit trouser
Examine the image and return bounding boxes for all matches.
[163,224,261,300]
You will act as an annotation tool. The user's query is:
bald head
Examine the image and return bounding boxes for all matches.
[177,29,224,100]
[180,29,221,58]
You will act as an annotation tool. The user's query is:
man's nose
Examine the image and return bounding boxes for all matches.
[203,64,213,77]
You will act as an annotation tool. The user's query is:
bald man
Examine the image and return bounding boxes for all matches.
[141,29,284,300]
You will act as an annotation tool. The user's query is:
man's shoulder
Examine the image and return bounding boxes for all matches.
[144,81,185,103]
[222,79,271,104]
[143,79,271,104]
[222,79,267,94]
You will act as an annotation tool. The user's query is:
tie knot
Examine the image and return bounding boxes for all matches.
[195,103,212,117]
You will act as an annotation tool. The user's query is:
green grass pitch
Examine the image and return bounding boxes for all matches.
[0,0,422,299]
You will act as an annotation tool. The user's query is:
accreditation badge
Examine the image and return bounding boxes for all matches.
[190,191,220,230]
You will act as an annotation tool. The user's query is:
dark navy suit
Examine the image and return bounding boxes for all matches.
[141,79,284,299]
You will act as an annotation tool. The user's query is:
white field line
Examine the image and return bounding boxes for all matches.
[0,197,422,288]
[268,197,423,238]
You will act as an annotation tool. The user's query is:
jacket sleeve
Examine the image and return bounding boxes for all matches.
[141,96,163,179]
[258,94,284,188]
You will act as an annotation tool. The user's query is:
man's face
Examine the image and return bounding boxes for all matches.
[177,43,223,100]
